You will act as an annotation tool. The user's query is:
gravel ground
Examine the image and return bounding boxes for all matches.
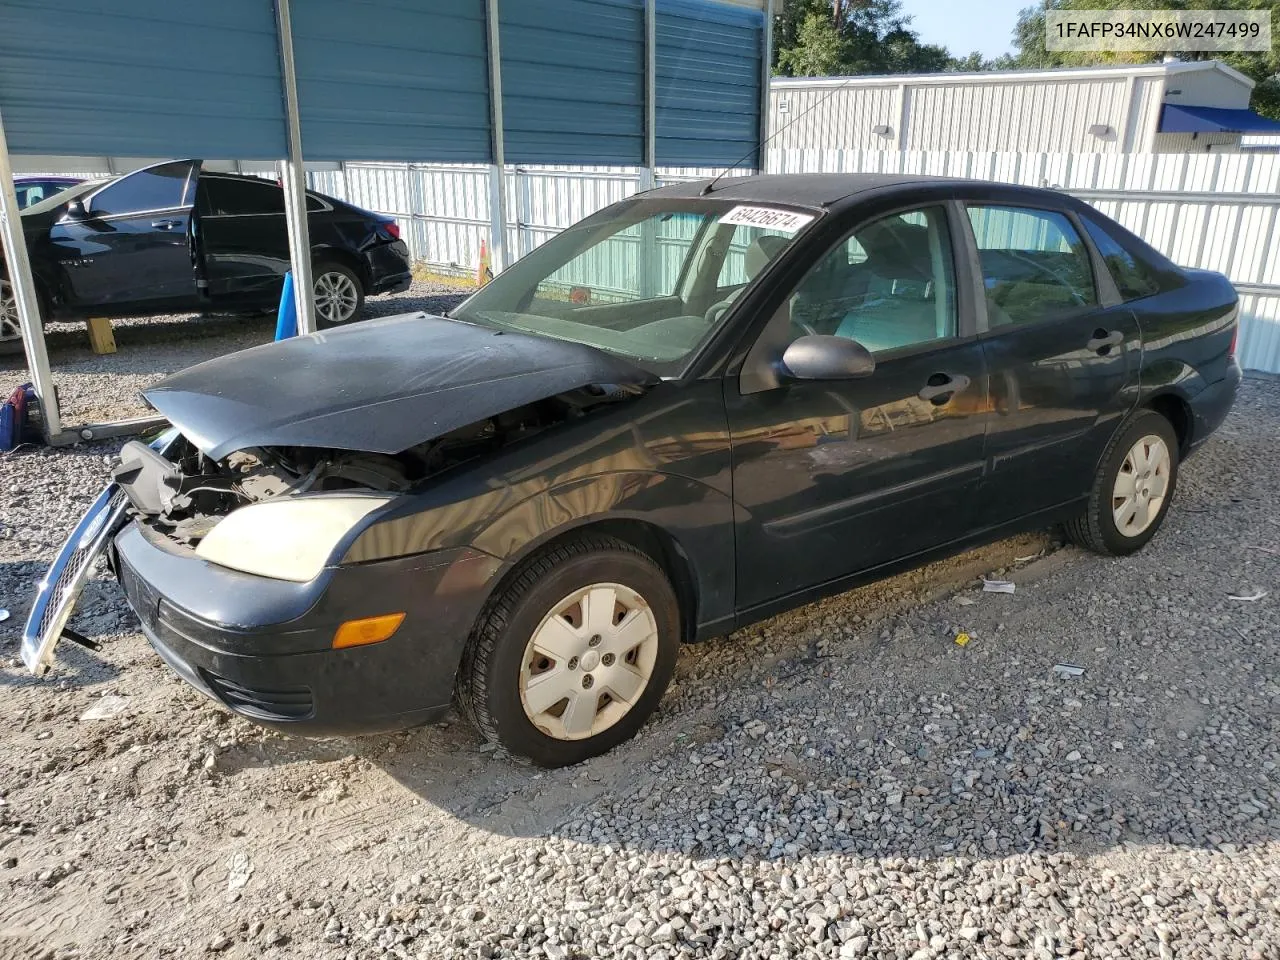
[0,378,1277,960]
[0,279,472,425]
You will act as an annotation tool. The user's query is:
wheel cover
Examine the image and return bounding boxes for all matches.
[1112,433,1171,537]
[0,279,21,342]
[519,582,659,741]
[313,270,359,324]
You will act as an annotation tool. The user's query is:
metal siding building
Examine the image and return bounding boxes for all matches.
[771,62,1256,155]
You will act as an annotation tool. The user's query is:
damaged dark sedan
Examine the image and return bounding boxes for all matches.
[24,174,1241,767]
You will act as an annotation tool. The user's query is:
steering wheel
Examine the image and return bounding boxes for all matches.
[704,299,735,325]
[1007,252,1088,307]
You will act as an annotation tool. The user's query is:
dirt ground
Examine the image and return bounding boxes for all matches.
[0,379,1277,960]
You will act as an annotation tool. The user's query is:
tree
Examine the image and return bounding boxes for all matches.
[1003,0,1280,117]
[772,0,966,77]
[776,11,849,77]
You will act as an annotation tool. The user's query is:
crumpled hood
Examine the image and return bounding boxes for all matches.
[143,312,655,461]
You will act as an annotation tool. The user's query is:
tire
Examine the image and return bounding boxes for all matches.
[458,535,681,767]
[0,276,45,357]
[311,260,364,329]
[1065,409,1180,556]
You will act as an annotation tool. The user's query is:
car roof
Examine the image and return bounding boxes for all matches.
[646,173,1070,210]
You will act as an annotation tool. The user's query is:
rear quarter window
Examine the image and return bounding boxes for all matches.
[1080,215,1162,301]
[1080,214,1185,299]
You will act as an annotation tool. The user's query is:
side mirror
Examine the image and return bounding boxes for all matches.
[64,198,88,220]
[780,335,875,381]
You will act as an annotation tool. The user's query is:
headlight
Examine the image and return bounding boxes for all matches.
[195,496,394,582]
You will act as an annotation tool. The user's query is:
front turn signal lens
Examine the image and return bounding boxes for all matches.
[333,613,405,649]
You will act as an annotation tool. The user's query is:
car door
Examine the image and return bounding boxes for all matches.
[49,160,200,313]
[194,173,293,306]
[726,202,988,612]
[962,202,1141,528]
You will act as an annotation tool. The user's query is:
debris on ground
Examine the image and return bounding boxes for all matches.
[981,577,1016,594]
[1052,662,1085,678]
[78,695,130,721]
[1227,589,1267,601]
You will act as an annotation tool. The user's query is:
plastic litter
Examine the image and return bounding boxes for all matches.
[0,608,9,623]
[79,695,130,721]
[954,632,972,647]
[982,578,1016,594]
[1053,663,1085,678]
[1227,590,1267,602]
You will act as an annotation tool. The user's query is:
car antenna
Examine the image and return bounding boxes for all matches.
[699,72,863,196]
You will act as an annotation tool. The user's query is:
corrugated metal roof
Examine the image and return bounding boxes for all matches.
[655,0,764,166]
[773,60,1254,91]
[0,0,287,159]
[501,0,644,165]
[292,0,491,163]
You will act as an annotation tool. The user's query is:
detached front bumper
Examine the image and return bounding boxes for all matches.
[113,523,501,736]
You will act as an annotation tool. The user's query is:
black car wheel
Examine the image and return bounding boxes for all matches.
[312,261,364,328]
[458,535,680,767]
[1066,409,1180,556]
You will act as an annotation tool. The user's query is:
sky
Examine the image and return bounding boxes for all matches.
[902,0,1028,60]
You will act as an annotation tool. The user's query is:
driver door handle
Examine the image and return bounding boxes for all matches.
[1087,329,1124,354]
[151,218,181,230]
[918,372,971,404]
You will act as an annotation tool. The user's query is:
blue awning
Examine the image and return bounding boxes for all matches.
[1160,103,1280,135]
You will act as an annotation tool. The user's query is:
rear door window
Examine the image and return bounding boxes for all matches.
[967,205,1097,328]
[202,176,286,216]
[87,161,193,217]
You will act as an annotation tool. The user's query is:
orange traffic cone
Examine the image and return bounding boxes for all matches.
[477,238,492,285]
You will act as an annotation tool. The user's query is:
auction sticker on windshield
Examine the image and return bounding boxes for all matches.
[720,206,815,233]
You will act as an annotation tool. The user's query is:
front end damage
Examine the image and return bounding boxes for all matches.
[112,382,644,556]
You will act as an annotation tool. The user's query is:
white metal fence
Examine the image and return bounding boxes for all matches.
[312,150,1280,374]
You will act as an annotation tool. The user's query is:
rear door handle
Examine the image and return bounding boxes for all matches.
[918,372,971,404]
[1087,329,1124,354]
[151,219,181,230]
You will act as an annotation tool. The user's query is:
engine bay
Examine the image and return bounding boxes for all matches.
[113,384,641,548]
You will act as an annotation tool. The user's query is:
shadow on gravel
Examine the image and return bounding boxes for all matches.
[213,505,1280,868]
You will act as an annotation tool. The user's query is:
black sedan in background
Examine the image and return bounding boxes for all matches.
[25,174,1240,767]
[13,175,82,209]
[0,160,411,349]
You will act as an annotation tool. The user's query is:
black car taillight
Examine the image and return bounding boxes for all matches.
[378,221,401,241]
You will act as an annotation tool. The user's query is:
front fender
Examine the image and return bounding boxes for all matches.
[472,471,736,635]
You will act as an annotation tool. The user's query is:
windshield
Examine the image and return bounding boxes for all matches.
[449,198,820,375]
[20,179,105,217]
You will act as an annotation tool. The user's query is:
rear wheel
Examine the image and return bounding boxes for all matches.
[458,535,680,767]
[1065,409,1179,556]
[312,261,364,328]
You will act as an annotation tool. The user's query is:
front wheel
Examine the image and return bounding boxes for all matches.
[458,535,680,767]
[311,261,364,328]
[1066,409,1179,556]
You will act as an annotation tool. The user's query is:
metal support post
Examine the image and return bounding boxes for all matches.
[485,0,508,275]
[758,0,773,174]
[641,0,657,191]
[275,0,317,334]
[0,105,62,440]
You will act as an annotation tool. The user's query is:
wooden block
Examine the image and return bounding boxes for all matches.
[86,316,116,355]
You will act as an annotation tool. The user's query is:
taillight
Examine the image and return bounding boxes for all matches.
[378,221,401,241]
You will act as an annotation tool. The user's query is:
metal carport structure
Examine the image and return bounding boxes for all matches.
[0,0,771,445]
